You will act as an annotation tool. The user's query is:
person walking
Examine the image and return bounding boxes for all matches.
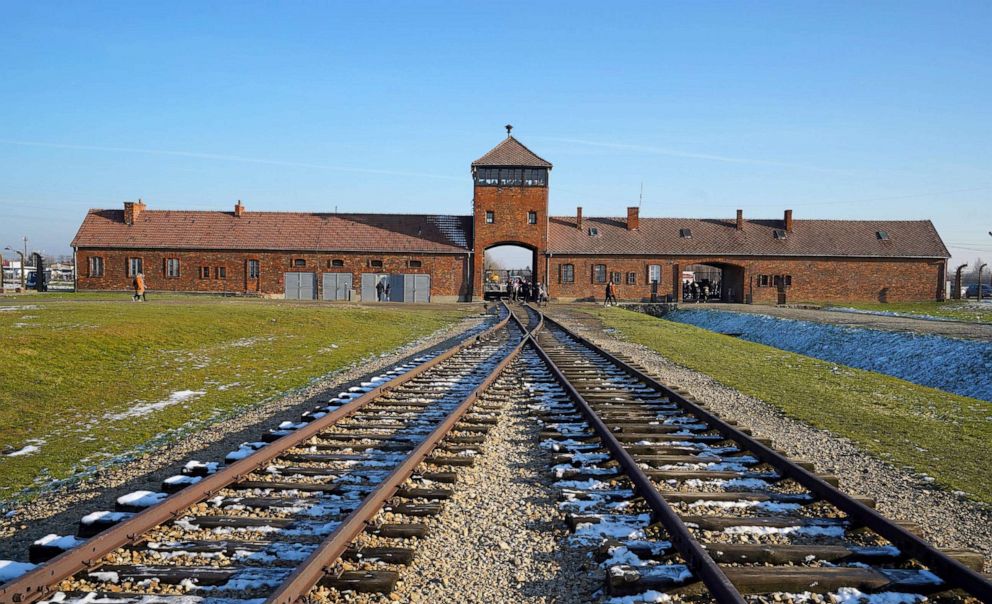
[132,272,146,302]
[538,282,549,307]
[604,281,616,306]
[384,279,391,302]
[375,278,385,302]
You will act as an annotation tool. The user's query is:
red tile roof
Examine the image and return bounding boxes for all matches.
[548,216,949,259]
[72,210,472,253]
[471,136,553,168]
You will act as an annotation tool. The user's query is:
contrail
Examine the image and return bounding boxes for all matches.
[533,136,846,173]
[0,139,463,182]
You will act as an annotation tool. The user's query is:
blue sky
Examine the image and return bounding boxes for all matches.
[1,1,989,264]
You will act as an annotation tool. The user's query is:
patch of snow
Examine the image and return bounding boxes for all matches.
[79,511,132,525]
[604,591,671,603]
[106,390,206,421]
[34,534,85,549]
[6,445,40,457]
[164,475,202,486]
[724,524,846,537]
[0,560,37,581]
[117,491,167,508]
[667,309,992,402]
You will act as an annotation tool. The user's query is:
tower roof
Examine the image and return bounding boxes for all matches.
[472,135,552,168]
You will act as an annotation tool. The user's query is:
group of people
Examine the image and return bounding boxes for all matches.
[683,279,716,303]
[604,281,619,306]
[374,277,392,302]
[507,279,548,306]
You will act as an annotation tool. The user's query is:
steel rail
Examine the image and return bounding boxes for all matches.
[0,307,513,604]
[539,310,992,601]
[266,307,532,604]
[524,306,746,604]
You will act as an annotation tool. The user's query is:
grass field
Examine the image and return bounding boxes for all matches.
[579,306,992,504]
[0,295,469,502]
[819,300,992,324]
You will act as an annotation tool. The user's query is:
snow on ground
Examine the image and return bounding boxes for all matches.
[666,309,992,402]
[0,559,36,581]
[105,390,206,421]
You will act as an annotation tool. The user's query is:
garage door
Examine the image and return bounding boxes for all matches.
[322,273,352,301]
[284,272,316,300]
[403,274,431,303]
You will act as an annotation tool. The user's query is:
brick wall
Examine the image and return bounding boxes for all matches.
[471,184,548,298]
[76,248,471,300]
[548,255,945,303]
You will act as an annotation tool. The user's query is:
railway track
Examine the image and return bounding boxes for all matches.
[0,304,528,604]
[2,301,989,603]
[513,303,992,603]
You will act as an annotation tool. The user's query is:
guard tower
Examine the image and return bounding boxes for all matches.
[471,126,552,300]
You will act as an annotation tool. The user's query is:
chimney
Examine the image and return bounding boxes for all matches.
[627,206,639,231]
[123,199,147,225]
[576,206,583,231]
[736,209,743,231]
[784,209,793,232]
[235,200,245,217]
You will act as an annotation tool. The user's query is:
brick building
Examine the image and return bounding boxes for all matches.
[72,131,949,303]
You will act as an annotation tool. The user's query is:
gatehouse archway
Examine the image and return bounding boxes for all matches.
[482,243,536,301]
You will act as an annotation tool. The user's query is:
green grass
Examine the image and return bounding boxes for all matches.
[0,295,469,502]
[815,300,992,324]
[578,306,992,503]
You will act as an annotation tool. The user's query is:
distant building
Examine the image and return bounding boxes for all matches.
[72,132,949,303]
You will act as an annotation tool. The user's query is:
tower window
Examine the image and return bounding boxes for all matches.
[485,210,495,224]
[475,167,547,187]
[528,211,537,225]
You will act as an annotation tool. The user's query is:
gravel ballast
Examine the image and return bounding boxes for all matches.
[389,355,597,603]
[547,306,992,573]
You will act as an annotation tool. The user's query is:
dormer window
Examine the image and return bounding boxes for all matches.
[588,227,599,236]
[679,228,692,239]
[876,230,890,241]
[773,229,788,239]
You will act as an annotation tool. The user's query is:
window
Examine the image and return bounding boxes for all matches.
[593,264,607,284]
[88,257,104,278]
[292,258,306,267]
[876,231,890,241]
[560,264,575,284]
[215,267,226,280]
[165,258,180,278]
[784,275,792,286]
[626,272,636,285]
[474,167,547,187]
[588,227,599,236]
[485,210,495,224]
[528,211,537,225]
[198,266,210,279]
[757,274,769,287]
[679,228,692,238]
[408,259,422,268]
[248,259,260,279]
[773,229,788,239]
[773,275,783,287]
[610,272,622,285]
[648,265,661,284]
[128,257,143,277]
[330,259,345,267]
[369,259,383,268]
